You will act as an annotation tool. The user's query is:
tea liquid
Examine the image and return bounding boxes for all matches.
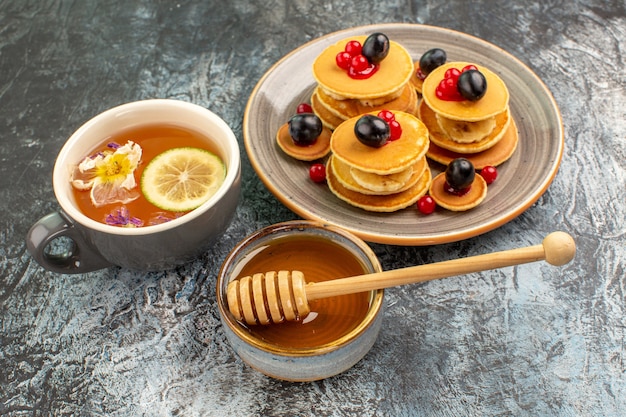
[72,124,218,226]
[233,235,374,349]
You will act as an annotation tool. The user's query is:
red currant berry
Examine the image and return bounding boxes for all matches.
[377,110,395,122]
[436,77,464,101]
[350,54,369,72]
[480,165,498,184]
[336,51,352,70]
[309,163,326,183]
[345,40,362,56]
[443,77,457,91]
[388,120,402,140]
[296,103,313,114]
[444,67,461,81]
[417,195,436,214]
[462,64,478,72]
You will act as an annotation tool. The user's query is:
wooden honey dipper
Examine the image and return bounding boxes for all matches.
[227,231,576,325]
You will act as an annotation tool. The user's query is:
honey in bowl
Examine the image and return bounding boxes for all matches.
[71,123,225,227]
[224,230,379,350]
[217,221,384,381]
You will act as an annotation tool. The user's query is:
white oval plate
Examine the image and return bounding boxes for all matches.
[243,23,563,245]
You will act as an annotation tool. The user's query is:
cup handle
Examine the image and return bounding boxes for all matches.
[26,211,113,274]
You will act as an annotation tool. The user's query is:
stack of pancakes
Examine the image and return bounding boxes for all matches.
[311,35,418,130]
[326,111,431,212]
[418,62,519,169]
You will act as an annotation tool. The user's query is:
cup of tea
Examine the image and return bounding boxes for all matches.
[27,99,241,273]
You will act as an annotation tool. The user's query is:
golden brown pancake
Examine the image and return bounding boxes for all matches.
[409,61,424,94]
[313,84,419,130]
[312,35,414,101]
[276,122,332,161]
[422,62,509,122]
[436,113,497,143]
[331,111,429,175]
[332,155,427,195]
[327,156,432,212]
[418,100,511,154]
[354,84,419,116]
[426,119,519,169]
[311,90,347,130]
[350,155,426,193]
[315,87,360,120]
[428,172,487,211]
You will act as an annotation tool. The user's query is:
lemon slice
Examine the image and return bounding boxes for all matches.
[141,147,226,212]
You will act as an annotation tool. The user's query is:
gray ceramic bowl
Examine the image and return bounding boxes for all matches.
[216,220,384,381]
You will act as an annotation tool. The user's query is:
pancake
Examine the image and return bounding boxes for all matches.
[311,90,347,130]
[436,113,497,143]
[422,62,509,122]
[419,100,511,154]
[331,111,429,175]
[409,61,424,94]
[426,119,519,169]
[332,155,427,195]
[428,171,487,211]
[315,87,360,121]
[350,156,426,193]
[327,156,432,212]
[354,83,419,117]
[313,83,419,130]
[312,35,414,101]
[276,122,332,161]
[350,86,405,107]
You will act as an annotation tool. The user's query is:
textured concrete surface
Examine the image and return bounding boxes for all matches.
[1,1,625,416]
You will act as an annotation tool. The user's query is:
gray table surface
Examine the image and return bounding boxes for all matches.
[1,1,625,416]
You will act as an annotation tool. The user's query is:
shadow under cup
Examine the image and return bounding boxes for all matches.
[27,99,241,273]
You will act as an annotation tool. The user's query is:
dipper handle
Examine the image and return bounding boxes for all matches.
[227,231,575,325]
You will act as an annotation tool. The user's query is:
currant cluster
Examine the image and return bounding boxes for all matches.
[336,33,389,79]
[377,110,403,141]
[354,110,402,148]
[435,65,487,102]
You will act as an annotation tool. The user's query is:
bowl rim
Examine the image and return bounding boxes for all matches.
[52,99,241,236]
[216,220,385,356]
